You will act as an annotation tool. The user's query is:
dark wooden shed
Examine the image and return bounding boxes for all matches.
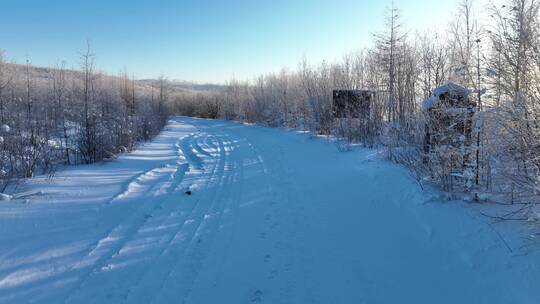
[332,90,373,119]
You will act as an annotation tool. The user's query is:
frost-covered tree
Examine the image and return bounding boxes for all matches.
[487,0,540,202]
[0,48,168,191]
[373,3,408,122]
[0,51,13,124]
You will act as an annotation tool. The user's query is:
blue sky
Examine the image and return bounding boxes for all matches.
[0,0,458,83]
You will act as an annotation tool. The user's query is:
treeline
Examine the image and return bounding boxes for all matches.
[0,45,169,191]
[172,0,540,212]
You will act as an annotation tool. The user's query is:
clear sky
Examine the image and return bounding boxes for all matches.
[0,0,459,84]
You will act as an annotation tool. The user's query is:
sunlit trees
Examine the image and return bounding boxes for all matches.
[0,51,12,124]
[0,49,167,191]
[168,0,540,205]
[486,0,540,202]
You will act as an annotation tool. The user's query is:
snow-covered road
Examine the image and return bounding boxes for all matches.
[0,117,539,303]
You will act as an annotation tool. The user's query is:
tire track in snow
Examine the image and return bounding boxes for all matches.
[120,133,228,303]
[181,134,247,304]
[104,133,190,205]
[173,135,241,304]
[125,134,234,303]
[177,133,205,170]
[63,165,188,304]
[190,133,213,158]
[117,133,224,302]
[65,132,223,302]
[62,134,191,304]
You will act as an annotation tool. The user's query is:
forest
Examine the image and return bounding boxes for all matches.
[172,0,540,219]
[0,44,169,191]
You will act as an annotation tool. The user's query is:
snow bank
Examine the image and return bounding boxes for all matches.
[0,193,12,201]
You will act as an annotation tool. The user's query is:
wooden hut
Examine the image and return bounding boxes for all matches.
[332,90,376,146]
[332,90,373,119]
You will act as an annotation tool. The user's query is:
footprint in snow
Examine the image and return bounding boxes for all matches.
[268,269,278,280]
[250,290,263,303]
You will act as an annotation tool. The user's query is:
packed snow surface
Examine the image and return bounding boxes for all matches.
[0,117,538,303]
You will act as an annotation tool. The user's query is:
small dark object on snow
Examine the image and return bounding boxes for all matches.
[185,190,192,195]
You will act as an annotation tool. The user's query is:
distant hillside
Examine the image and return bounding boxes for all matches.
[138,79,224,93]
[6,63,223,94]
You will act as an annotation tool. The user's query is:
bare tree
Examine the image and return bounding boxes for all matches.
[79,41,97,163]
[373,3,408,122]
[0,50,13,124]
[49,62,71,164]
